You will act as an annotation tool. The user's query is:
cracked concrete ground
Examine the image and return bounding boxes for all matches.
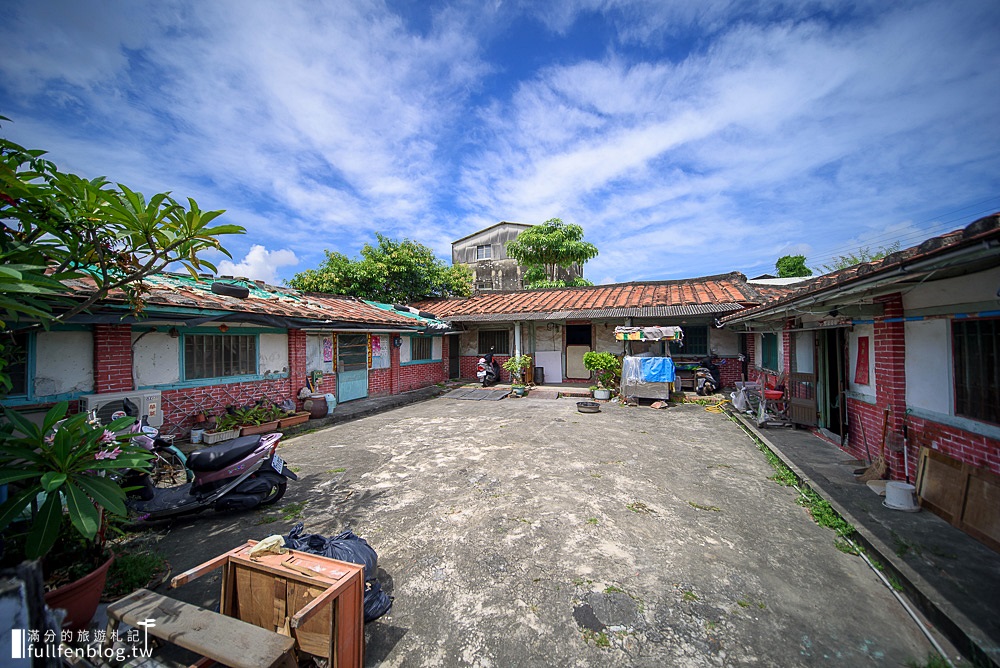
[156,396,942,666]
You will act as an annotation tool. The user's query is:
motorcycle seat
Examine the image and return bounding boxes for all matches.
[187,435,263,472]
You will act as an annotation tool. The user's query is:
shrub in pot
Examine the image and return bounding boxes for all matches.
[583,351,622,397]
[0,402,153,629]
[502,354,532,385]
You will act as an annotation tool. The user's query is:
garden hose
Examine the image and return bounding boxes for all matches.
[704,399,731,413]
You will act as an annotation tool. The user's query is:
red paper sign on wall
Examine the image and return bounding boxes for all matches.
[854,336,870,384]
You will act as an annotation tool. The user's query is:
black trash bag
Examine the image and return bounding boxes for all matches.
[364,579,393,623]
[284,523,378,582]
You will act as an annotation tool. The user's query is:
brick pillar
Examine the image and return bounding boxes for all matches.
[874,293,907,479]
[782,318,794,376]
[94,324,133,392]
[390,337,400,395]
[874,293,906,428]
[744,333,757,382]
[287,329,307,408]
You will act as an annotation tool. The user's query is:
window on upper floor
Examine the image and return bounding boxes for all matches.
[184,334,257,380]
[476,244,492,260]
[952,318,999,425]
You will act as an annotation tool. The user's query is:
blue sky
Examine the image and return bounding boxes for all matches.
[2,0,999,285]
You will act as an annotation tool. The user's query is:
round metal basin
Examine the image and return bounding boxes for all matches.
[577,401,601,413]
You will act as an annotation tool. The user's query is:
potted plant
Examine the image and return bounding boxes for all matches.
[235,401,283,436]
[278,408,311,429]
[0,402,153,630]
[502,354,532,385]
[204,412,241,444]
[583,351,622,400]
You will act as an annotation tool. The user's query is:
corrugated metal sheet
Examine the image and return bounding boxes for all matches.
[443,303,743,323]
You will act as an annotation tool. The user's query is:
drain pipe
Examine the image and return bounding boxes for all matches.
[844,530,954,668]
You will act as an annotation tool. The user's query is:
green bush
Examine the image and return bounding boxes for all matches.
[583,351,621,389]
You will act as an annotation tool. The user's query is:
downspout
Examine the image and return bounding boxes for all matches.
[514,321,522,358]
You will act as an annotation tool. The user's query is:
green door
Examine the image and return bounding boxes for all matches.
[337,334,369,402]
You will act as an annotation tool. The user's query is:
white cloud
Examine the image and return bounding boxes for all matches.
[216,245,300,285]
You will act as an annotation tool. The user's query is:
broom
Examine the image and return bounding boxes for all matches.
[859,407,891,482]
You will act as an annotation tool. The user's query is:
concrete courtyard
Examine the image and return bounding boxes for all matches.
[157,396,942,667]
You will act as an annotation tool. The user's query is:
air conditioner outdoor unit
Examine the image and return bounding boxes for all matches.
[80,390,163,428]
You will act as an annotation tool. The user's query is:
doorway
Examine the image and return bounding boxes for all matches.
[564,324,592,380]
[337,334,369,402]
[817,328,846,437]
[448,334,461,379]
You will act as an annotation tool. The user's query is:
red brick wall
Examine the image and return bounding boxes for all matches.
[370,368,391,396]
[94,324,133,392]
[718,358,742,388]
[287,329,306,407]
[460,355,512,382]
[874,294,907,433]
[847,398,1000,479]
[161,377,293,438]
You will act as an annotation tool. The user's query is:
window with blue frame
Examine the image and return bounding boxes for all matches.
[184,334,257,380]
[411,336,433,361]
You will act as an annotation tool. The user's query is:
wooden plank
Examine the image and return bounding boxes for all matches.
[107,589,296,668]
[958,466,1000,552]
[916,448,965,522]
[171,542,250,588]
[289,580,332,658]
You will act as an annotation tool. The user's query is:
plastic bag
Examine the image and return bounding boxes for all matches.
[731,389,749,412]
[284,523,392,623]
[284,523,377,579]
[364,580,394,622]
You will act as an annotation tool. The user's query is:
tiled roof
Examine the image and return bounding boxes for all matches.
[412,272,778,321]
[722,212,1000,323]
[62,273,437,329]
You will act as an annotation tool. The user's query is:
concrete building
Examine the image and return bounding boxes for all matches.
[451,222,582,292]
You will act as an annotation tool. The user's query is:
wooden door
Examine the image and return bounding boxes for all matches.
[789,330,818,427]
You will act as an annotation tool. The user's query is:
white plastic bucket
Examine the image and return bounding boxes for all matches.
[884,481,919,511]
[324,393,337,414]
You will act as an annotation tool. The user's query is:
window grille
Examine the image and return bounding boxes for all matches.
[476,244,492,260]
[953,318,999,425]
[184,334,257,380]
[478,330,509,355]
[670,325,708,356]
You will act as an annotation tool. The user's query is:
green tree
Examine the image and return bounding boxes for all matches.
[1,123,244,393]
[505,218,598,289]
[818,242,901,273]
[288,234,472,303]
[775,255,813,278]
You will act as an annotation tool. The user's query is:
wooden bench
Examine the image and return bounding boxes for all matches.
[105,588,297,668]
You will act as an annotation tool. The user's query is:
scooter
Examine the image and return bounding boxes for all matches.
[126,415,192,487]
[477,349,501,387]
[123,432,297,520]
[695,356,723,396]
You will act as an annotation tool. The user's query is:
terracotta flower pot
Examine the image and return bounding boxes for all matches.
[44,553,114,632]
[278,411,310,428]
[240,420,280,436]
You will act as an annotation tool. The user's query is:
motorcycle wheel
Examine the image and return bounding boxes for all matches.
[151,449,189,488]
[258,474,287,506]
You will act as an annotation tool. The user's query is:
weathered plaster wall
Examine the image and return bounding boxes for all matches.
[306,334,334,374]
[712,328,739,356]
[904,319,949,413]
[34,331,93,396]
[593,322,618,353]
[532,324,561,352]
[132,331,180,386]
[260,333,288,374]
